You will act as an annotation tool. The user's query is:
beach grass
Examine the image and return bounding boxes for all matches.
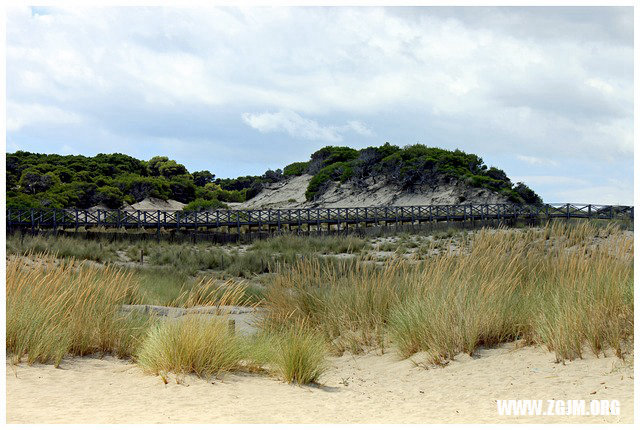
[135,316,244,380]
[262,221,633,364]
[6,255,150,366]
[5,219,632,380]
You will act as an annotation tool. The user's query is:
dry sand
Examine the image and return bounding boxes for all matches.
[238,174,508,209]
[6,342,633,424]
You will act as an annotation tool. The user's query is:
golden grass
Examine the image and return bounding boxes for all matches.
[6,220,631,381]
[135,316,243,381]
[263,221,633,364]
[6,255,150,366]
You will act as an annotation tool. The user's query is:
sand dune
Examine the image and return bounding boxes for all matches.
[6,342,633,424]
[237,174,508,209]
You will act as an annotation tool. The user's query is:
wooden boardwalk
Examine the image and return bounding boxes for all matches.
[6,203,633,236]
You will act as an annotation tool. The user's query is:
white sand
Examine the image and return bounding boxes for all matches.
[239,175,508,209]
[130,197,185,212]
[6,342,632,424]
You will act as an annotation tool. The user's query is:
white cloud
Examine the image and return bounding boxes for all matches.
[7,101,83,132]
[510,175,589,187]
[552,186,632,205]
[516,155,559,167]
[241,110,373,142]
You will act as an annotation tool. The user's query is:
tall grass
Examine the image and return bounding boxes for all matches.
[263,221,633,364]
[6,254,327,384]
[243,324,328,384]
[6,255,150,366]
[6,233,118,262]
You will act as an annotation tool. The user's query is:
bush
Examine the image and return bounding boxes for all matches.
[308,146,359,174]
[283,161,310,177]
[182,198,228,211]
[513,182,543,205]
[305,162,350,201]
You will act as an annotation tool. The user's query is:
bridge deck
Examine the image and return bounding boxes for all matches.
[6,203,633,232]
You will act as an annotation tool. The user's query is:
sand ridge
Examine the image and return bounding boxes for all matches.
[6,342,633,424]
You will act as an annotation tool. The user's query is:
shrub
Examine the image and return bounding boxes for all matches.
[182,198,228,211]
[283,161,310,177]
[305,162,350,201]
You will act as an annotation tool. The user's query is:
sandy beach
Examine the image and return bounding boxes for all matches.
[6,342,633,424]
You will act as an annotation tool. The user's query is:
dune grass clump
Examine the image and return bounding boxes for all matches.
[6,255,149,366]
[136,316,243,380]
[270,324,327,384]
[243,324,328,385]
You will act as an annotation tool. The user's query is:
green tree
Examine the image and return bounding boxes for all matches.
[19,169,59,194]
[95,185,125,208]
[192,170,215,187]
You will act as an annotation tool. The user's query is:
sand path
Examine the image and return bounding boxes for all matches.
[6,343,633,424]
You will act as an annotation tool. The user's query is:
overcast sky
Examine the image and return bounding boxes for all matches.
[6,6,634,204]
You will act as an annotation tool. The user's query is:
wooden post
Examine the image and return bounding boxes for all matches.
[345,208,349,233]
[140,249,144,265]
[588,204,592,219]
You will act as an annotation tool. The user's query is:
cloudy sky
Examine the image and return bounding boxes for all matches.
[6,6,634,204]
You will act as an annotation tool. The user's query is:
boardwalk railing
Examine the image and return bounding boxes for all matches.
[6,203,633,234]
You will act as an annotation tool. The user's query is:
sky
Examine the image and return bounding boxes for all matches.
[6,5,634,204]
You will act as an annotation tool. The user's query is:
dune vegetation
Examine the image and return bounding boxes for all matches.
[5,220,633,385]
[262,221,633,364]
[6,256,150,366]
